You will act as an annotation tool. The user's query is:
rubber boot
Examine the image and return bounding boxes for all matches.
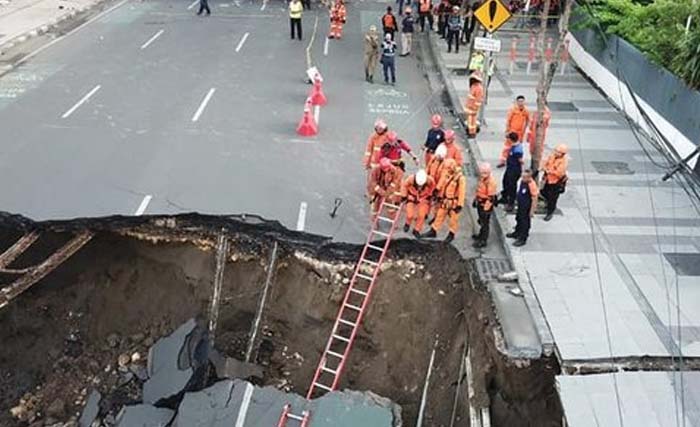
[422,228,437,238]
[444,232,455,243]
[403,224,410,232]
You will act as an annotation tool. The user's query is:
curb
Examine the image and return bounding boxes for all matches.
[0,1,100,55]
[425,30,556,357]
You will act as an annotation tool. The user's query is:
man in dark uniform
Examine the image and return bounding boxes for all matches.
[197,0,211,15]
[499,132,523,212]
[507,169,539,247]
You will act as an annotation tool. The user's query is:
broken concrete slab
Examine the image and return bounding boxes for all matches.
[78,389,101,427]
[209,349,264,381]
[115,404,174,427]
[171,379,401,427]
[143,319,208,406]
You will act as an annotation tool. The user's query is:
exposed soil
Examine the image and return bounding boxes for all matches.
[0,214,563,426]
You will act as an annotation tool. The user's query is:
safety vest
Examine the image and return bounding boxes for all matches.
[475,175,497,210]
[469,53,484,71]
[289,1,303,19]
[364,132,388,168]
[402,175,436,203]
[419,0,431,13]
[543,153,568,184]
[437,172,466,209]
[466,82,484,114]
[382,14,396,29]
[426,157,445,183]
[369,167,402,199]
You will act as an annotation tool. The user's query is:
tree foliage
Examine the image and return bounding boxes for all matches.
[581,0,700,89]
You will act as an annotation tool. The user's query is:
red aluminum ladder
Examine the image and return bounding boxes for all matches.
[277,403,310,427]
[305,199,403,399]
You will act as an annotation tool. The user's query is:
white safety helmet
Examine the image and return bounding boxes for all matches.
[415,169,428,186]
[435,143,447,159]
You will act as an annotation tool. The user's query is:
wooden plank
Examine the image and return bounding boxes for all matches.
[0,231,40,269]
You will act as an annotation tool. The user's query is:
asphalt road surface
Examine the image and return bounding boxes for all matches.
[0,0,443,243]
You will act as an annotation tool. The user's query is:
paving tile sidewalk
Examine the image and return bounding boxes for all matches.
[430,28,700,365]
[0,0,102,49]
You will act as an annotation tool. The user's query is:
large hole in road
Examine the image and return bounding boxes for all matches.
[0,215,563,426]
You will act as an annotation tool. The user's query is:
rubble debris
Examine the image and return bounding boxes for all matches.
[114,404,174,427]
[78,390,101,427]
[171,380,239,427]
[209,349,264,381]
[143,319,208,407]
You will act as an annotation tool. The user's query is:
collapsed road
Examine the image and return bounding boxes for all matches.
[0,213,563,426]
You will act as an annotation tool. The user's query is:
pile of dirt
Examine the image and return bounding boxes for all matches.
[0,215,562,426]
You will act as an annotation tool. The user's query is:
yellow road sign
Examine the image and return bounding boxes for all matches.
[474,0,512,33]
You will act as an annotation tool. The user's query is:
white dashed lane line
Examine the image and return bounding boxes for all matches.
[191,88,216,122]
[140,29,164,50]
[296,201,308,231]
[187,0,199,10]
[61,84,101,118]
[134,195,153,216]
[235,32,250,52]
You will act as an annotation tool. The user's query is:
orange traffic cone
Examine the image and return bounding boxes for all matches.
[309,76,327,106]
[296,98,317,137]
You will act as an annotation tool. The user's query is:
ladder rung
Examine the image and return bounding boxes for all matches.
[326,350,344,359]
[356,273,373,281]
[377,215,394,223]
[313,382,333,392]
[350,287,367,296]
[333,334,350,342]
[321,366,338,375]
[367,244,384,251]
[361,259,379,267]
[372,230,390,237]
[345,303,362,311]
[288,413,306,421]
[383,202,401,210]
[339,318,357,326]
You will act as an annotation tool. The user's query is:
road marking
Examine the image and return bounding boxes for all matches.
[323,37,329,56]
[187,0,198,9]
[234,383,254,427]
[235,32,249,52]
[61,85,101,118]
[134,195,153,216]
[192,88,216,122]
[140,29,164,49]
[296,202,308,231]
[313,105,320,125]
[260,0,266,11]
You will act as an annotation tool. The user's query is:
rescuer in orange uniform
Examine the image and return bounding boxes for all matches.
[401,169,436,238]
[364,119,389,170]
[499,95,530,167]
[472,162,498,248]
[527,103,551,155]
[329,0,347,39]
[443,129,464,167]
[423,158,466,243]
[425,143,447,222]
[540,143,569,221]
[367,158,403,215]
[465,71,484,138]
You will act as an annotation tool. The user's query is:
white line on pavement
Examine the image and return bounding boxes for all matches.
[140,29,164,49]
[296,202,308,231]
[234,383,254,427]
[134,195,153,216]
[235,32,249,52]
[61,85,101,118]
[192,88,216,122]
[187,0,199,9]
[313,105,320,125]
[323,37,329,56]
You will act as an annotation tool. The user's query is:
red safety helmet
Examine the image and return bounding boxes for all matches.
[374,119,388,133]
[379,157,392,171]
[386,130,398,142]
[444,129,455,140]
[431,114,443,127]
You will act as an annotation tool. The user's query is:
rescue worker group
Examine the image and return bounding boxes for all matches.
[364,95,568,248]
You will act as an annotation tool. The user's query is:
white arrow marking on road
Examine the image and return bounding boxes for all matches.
[235,32,249,52]
[134,195,153,216]
[140,29,164,49]
[323,37,329,56]
[187,0,199,10]
[192,88,216,122]
[296,202,308,231]
[61,84,101,118]
[313,105,320,125]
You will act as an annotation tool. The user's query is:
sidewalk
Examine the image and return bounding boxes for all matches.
[428,24,700,425]
[0,0,101,49]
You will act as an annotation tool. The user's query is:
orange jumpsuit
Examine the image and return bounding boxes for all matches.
[432,168,466,235]
[426,155,446,217]
[401,174,436,233]
[367,165,403,215]
[543,152,568,185]
[445,140,464,166]
[364,131,389,169]
[527,108,551,155]
[465,81,484,137]
[330,3,347,38]
[501,105,530,163]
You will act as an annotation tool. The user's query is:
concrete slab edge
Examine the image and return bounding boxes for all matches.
[425,31,556,358]
[0,0,105,56]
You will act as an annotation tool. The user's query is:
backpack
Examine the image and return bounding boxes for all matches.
[383,14,395,29]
